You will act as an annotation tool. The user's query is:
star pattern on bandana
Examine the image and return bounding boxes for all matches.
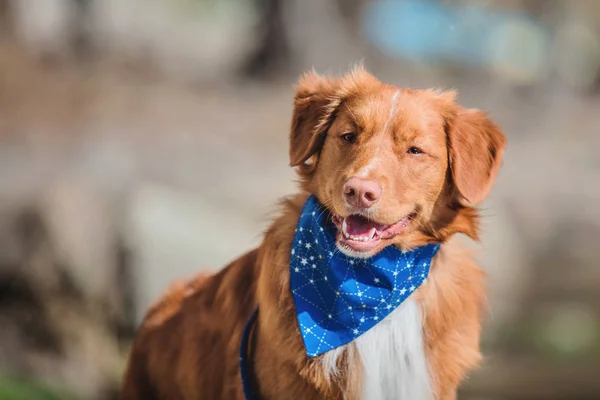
[290,196,440,358]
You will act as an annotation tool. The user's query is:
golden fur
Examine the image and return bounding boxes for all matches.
[120,67,506,400]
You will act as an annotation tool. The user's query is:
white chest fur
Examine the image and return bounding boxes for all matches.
[321,298,432,400]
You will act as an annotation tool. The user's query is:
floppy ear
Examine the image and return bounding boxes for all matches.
[289,71,341,168]
[447,108,507,206]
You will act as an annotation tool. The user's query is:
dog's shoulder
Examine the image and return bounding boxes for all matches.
[143,271,212,330]
[141,248,260,331]
[122,250,261,400]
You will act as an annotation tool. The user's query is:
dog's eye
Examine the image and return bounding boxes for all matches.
[407,147,423,155]
[341,133,357,144]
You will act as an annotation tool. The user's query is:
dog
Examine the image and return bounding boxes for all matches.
[120,66,506,400]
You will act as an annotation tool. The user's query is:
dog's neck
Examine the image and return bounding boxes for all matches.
[289,195,439,359]
[253,193,354,399]
[252,193,439,400]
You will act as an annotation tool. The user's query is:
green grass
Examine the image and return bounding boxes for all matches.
[0,378,65,400]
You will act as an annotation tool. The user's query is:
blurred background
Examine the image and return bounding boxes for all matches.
[0,0,598,399]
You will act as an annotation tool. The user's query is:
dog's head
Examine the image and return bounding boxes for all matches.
[289,67,506,258]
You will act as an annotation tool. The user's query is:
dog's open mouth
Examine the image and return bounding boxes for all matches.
[331,212,416,254]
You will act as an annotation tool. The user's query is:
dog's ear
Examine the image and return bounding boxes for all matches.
[446,108,507,206]
[289,71,341,169]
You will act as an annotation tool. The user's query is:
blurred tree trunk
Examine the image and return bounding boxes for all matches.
[69,0,94,60]
[0,0,13,37]
[242,0,288,78]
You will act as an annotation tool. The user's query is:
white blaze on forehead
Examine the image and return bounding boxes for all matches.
[356,90,401,179]
[382,89,401,133]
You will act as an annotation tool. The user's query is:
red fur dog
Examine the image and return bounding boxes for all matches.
[121,67,506,400]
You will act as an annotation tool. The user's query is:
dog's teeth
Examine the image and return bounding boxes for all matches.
[368,228,376,240]
[345,233,374,242]
[342,220,349,238]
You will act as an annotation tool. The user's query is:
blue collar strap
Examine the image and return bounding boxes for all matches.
[290,195,440,357]
[240,307,259,400]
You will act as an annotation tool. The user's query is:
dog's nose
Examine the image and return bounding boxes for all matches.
[343,177,382,209]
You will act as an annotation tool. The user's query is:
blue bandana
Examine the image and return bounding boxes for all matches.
[290,195,440,357]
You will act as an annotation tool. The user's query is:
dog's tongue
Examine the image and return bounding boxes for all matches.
[345,215,381,236]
